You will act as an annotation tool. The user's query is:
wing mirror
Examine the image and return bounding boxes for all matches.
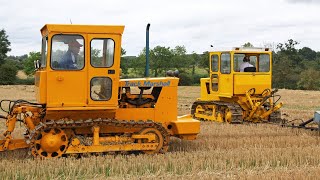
[34,60,41,70]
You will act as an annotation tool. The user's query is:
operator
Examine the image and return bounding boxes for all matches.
[60,40,83,69]
[240,56,254,72]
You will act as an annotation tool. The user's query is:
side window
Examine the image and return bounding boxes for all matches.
[41,36,47,67]
[51,35,84,70]
[220,53,231,74]
[91,77,112,101]
[235,54,257,72]
[259,54,270,72]
[91,39,115,67]
[211,55,219,72]
[249,56,257,67]
[233,54,244,72]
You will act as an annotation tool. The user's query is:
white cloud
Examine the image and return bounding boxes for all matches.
[286,0,320,4]
[0,0,320,56]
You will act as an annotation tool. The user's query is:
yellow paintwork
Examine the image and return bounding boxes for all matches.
[203,50,272,99]
[0,24,200,154]
[170,115,201,139]
[195,48,283,123]
[0,139,28,151]
[38,25,123,109]
[66,143,159,153]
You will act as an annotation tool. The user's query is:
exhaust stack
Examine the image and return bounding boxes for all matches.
[145,23,150,77]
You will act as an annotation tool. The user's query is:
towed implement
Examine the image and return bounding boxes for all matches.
[0,24,200,158]
[192,47,283,123]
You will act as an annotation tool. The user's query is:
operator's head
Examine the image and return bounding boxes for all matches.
[68,40,83,54]
[243,56,250,62]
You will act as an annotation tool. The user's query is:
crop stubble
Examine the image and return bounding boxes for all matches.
[0,85,320,179]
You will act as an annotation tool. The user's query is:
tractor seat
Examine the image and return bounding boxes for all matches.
[244,67,256,72]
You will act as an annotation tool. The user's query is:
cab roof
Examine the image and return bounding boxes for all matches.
[40,24,125,37]
[210,47,272,54]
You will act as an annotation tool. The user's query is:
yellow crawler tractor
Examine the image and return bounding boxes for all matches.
[0,24,200,158]
[191,47,283,123]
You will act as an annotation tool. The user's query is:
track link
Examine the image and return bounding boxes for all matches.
[28,118,169,157]
[191,101,243,123]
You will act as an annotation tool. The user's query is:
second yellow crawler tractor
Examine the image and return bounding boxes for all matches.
[191,47,283,123]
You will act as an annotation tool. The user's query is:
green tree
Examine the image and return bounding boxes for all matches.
[273,54,300,89]
[0,29,11,65]
[5,54,27,70]
[277,39,298,53]
[24,52,41,75]
[120,48,130,76]
[199,51,210,73]
[298,68,320,90]
[242,42,254,47]
[190,52,200,75]
[171,45,187,70]
[150,46,173,77]
[133,48,148,77]
[272,39,303,89]
[299,47,317,61]
[0,62,17,85]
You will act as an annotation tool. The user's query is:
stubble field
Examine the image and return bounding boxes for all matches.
[1,85,320,179]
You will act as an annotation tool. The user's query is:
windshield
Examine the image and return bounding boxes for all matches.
[50,34,85,70]
[233,53,270,72]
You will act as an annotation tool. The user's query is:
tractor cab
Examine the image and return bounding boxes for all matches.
[202,47,273,100]
[36,24,123,111]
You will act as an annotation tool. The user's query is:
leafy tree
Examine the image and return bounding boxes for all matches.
[120,48,131,76]
[273,54,300,89]
[24,52,41,76]
[3,59,21,70]
[199,51,210,73]
[5,54,27,70]
[190,52,200,75]
[299,47,316,61]
[276,39,299,55]
[171,45,187,70]
[130,56,145,77]
[297,68,320,90]
[0,29,11,65]
[242,42,254,47]
[0,62,17,85]
[150,46,173,77]
[272,39,303,89]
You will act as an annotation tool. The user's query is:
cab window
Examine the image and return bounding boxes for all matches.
[233,54,257,72]
[51,35,84,70]
[91,77,112,101]
[41,36,47,67]
[221,53,231,74]
[259,54,270,72]
[90,39,115,68]
[211,55,218,72]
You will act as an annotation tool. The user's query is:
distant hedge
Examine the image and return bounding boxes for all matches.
[0,63,17,85]
[179,73,207,86]
[14,78,34,85]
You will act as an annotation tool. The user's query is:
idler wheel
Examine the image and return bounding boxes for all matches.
[33,128,68,158]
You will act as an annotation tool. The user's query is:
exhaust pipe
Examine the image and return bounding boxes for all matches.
[145,23,150,77]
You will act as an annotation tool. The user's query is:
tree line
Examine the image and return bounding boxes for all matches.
[1,28,320,90]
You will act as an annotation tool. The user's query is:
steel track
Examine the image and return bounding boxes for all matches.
[28,118,169,157]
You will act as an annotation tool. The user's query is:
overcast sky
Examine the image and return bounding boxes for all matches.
[1,0,320,56]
